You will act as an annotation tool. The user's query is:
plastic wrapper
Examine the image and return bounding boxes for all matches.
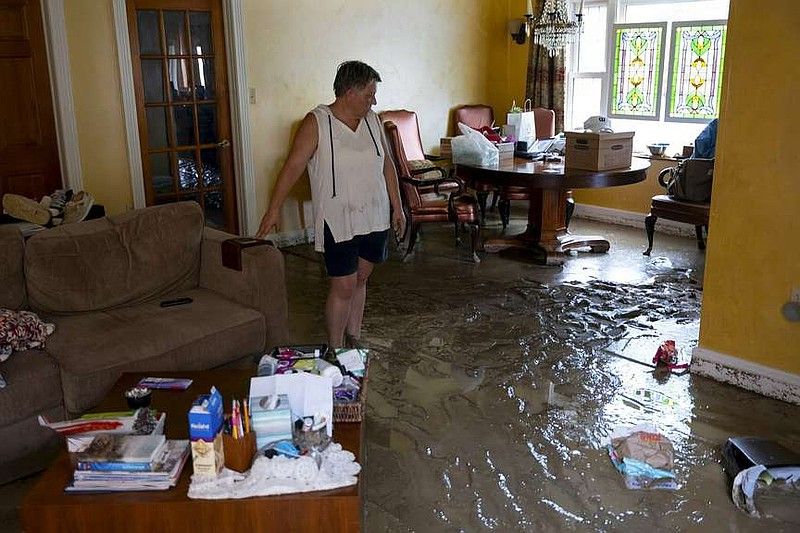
[451,123,499,167]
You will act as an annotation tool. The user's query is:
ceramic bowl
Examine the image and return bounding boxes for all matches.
[647,143,669,156]
[124,386,152,409]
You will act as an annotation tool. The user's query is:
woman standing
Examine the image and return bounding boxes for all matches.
[256,61,404,348]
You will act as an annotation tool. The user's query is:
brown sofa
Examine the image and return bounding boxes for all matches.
[0,202,289,483]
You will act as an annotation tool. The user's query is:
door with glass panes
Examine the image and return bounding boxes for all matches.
[127,0,237,233]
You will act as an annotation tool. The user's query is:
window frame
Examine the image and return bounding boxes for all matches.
[606,21,669,121]
[565,0,615,130]
[664,19,728,123]
[566,0,728,129]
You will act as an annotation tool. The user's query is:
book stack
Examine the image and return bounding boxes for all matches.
[250,394,292,449]
[66,435,190,492]
[496,141,515,162]
[440,137,453,159]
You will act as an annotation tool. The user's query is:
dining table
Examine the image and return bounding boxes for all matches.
[455,157,650,265]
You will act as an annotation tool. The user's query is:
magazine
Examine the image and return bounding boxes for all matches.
[67,440,190,492]
[74,434,166,464]
[137,377,193,390]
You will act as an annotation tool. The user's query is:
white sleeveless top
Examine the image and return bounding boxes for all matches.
[307,105,390,252]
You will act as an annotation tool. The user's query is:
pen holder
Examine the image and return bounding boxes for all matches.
[222,431,256,473]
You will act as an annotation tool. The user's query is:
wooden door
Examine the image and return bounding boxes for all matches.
[0,0,62,199]
[127,0,238,232]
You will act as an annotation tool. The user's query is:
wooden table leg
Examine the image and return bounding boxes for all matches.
[483,187,610,265]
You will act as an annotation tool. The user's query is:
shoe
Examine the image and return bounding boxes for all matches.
[2,194,52,225]
[62,191,94,224]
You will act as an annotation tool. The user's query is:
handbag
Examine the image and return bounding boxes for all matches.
[658,158,714,203]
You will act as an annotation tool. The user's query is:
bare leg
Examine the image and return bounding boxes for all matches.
[345,258,375,343]
[326,272,357,349]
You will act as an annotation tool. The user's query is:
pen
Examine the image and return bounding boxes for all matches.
[243,399,250,434]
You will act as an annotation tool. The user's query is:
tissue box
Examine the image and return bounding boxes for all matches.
[250,394,292,449]
[188,387,225,476]
[564,131,634,171]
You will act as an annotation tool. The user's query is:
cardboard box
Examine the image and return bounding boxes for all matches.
[565,131,634,171]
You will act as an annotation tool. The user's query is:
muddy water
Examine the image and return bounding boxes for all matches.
[356,271,799,531]
[282,224,800,532]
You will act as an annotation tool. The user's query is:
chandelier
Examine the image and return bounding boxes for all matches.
[527,0,584,57]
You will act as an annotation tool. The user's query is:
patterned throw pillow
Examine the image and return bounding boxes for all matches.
[0,309,56,362]
[406,160,442,181]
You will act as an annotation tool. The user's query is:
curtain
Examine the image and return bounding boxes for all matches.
[526,0,567,132]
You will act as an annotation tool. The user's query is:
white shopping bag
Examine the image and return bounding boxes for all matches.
[506,99,537,148]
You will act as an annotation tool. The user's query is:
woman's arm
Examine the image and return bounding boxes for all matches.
[256,113,319,238]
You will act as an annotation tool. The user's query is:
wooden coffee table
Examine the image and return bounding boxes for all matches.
[20,370,362,532]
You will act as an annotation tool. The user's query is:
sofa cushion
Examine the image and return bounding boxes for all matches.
[0,226,25,309]
[0,350,63,425]
[46,287,266,414]
[25,202,203,314]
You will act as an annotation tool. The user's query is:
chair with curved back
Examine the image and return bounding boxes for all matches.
[381,112,481,262]
[379,109,459,196]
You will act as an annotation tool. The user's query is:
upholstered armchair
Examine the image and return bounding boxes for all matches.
[453,104,495,133]
[381,114,480,262]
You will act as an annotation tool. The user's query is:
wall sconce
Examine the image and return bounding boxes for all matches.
[508,18,529,45]
[509,1,535,45]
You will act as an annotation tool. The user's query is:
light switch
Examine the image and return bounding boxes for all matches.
[249,87,256,105]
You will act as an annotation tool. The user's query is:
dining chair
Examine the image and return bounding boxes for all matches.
[382,115,481,262]
[379,110,459,196]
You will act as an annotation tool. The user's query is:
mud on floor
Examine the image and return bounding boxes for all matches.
[360,268,799,532]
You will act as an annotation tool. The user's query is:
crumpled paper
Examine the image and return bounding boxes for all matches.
[607,423,678,490]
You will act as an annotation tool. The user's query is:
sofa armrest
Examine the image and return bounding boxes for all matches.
[199,227,290,350]
[0,226,26,309]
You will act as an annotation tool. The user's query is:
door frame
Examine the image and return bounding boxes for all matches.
[40,0,83,192]
[112,0,256,235]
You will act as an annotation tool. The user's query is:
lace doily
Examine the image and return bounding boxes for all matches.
[187,442,360,499]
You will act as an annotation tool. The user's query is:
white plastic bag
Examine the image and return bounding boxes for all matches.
[506,98,537,148]
[451,122,499,166]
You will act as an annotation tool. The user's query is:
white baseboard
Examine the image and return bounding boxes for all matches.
[270,228,314,248]
[573,203,696,238]
[691,346,800,405]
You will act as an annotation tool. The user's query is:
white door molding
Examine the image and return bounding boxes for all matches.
[112,0,146,209]
[223,0,257,235]
[113,0,256,232]
[41,0,83,191]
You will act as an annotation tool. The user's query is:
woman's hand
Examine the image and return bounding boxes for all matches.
[392,208,406,242]
[256,210,279,239]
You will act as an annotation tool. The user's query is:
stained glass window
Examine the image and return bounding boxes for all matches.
[608,23,667,120]
[666,21,727,122]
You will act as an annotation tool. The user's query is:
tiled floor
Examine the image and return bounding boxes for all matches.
[4,213,799,531]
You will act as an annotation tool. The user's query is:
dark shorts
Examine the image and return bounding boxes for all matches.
[323,222,389,277]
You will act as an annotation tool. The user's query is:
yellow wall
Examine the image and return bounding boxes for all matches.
[487,0,528,129]
[63,0,492,232]
[64,0,132,215]
[572,157,673,213]
[243,0,492,232]
[698,0,800,373]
